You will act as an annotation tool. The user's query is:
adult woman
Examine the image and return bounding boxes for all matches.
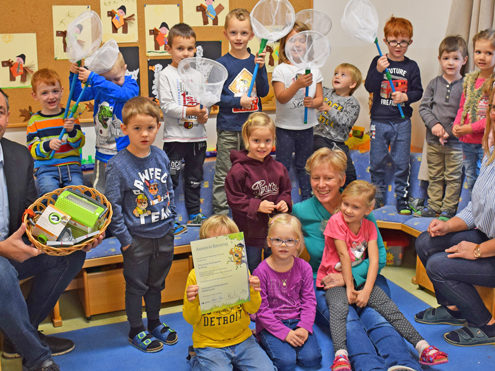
[414,89,495,346]
[293,147,420,371]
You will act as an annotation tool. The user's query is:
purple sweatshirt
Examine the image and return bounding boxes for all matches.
[225,150,292,247]
[254,258,317,340]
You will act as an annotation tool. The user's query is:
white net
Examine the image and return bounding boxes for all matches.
[85,40,120,74]
[178,57,228,107]
[341,0,378,44]
[285,30,331,69]
[250,0,295,42]
[66,10,102,63]
[295,9,332,36]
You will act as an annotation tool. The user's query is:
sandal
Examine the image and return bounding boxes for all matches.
[129,331,163,353]
[419,345,448,365]
[331,354,352,371]
[151,323,178,345]
[444,326,495,346]
[414,306,465,325]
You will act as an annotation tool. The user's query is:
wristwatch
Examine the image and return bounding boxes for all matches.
[473,244,481,259]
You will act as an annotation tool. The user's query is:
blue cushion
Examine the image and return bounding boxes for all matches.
[403,216,435,235]
[372,205,412,224]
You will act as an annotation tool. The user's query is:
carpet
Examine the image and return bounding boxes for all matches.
[52,281,495,370]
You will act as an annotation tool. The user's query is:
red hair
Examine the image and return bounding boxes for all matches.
[384,16,413,39]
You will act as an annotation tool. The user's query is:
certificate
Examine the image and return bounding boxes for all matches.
[190,232,250,313]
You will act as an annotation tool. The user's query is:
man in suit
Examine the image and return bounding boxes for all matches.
[0,89,101,371]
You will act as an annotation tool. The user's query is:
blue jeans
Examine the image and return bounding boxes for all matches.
[188,335,276,371]
[35,164,84,196]
[246,245,271,273]
[370,119,411,201]
[315,275,420,371]
[275,127,313,200]
[258,319,322,371]
[461,142,484,192]
[415,229,493,327]
[0,251,85,368]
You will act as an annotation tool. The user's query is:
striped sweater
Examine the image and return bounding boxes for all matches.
[26,109,85,169]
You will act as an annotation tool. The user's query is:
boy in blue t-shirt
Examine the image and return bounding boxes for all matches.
[213,8,269,214]
[364,16,423,214]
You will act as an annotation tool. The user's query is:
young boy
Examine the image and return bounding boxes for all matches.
[314,63,362,187]
[105,96,178,353]
[213,8,270,214]
[416,36,468,219]
[157,23,208,233]
[364,17,423,214]
[27,68,85,196]
[183,215,275,370]
[71,39,139,193]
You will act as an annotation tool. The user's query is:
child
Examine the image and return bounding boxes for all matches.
[183,215,275,371]
[157,23,209,232]
[71,39,139,193]
[314,63,362,187]
[212,8,270,215]
[273,21,323,200]
[317,180,448,371]
[417,36,468,219]
[105,97,178,353]
[452,29,495,191]
[27,68,85,196]
[254,213,322,371]
[225,112,292,272]
[364,16,423,214]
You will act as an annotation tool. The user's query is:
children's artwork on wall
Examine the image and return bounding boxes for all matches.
[100,0,137,43]
[0,34,38,88]
[52,5,91,60]
[247,37,279,73]
[144,4,180,57]
[120,46,140,86]
[183,0,228,27]
[148,59,173,101]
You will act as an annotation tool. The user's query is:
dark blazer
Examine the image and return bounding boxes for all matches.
[1,137,37,236]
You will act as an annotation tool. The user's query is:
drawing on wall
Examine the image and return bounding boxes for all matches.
[183,0,228,27]
[121,46,140,86]
[148,59,172,100]
[0,34,38,88]
[144,4,180,57]
[247,37,279,73]
[100,0,137,43]
[52,5,91,60]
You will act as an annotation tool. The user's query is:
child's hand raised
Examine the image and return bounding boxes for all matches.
[285,330,305,347]
[296,73,313,89]
[49,138,63,151]
[376,55,390,73]
[258,200,276,214]
[77,67,91,83]
[255,51,266,69]
[186,284,199,302]
[70,63,80,74]
[275,200,288,213]
[63,118,75,133]
[249,275,261,292]
[240,94,256,109]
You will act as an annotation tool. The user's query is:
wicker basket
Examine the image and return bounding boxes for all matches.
[23,185,113,256]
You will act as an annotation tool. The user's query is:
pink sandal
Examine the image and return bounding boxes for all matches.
[331,354,352,371]
[419,345,448,365]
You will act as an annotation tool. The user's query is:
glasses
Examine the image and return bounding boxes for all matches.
[386,40,411,48]
[269,237,299,247]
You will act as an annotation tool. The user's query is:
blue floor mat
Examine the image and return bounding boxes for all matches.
[52,280,495,370]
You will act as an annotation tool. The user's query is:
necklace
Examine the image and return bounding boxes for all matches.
[281,278,287,287]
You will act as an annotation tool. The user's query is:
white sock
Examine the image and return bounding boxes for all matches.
[415,339,429,355]
[335,349,348,358]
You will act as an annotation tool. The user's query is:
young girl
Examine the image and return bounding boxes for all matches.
[225,112,292,272]
[453,29,495,191]
[272,21,323,200]
[317,180,448,371]
[254,214,321,371]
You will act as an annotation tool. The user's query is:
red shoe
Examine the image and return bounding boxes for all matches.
[331,354,352,371]
[419,345,448,365]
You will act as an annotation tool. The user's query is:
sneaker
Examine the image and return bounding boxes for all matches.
[3,332,74,359]
[408,197,425,214]
[173,222,187,235]
[23,358,60,371]
[187,213,207,227]
[413,206,438,218]
[397,199,411,215]
[438,210,455,221]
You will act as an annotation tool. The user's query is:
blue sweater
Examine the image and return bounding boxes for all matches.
[105,146,176,247]
[70,73,139,162]
[364,55,423,121]
[216,53,269,132]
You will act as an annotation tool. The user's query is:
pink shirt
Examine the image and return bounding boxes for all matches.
[316,212,377,288]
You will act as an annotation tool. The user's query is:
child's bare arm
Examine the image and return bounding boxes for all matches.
[273,74,312,104]
[334,239,356,304]
[355,239,379,307]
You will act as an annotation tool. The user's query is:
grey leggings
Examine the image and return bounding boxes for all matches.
[325,285,423,352]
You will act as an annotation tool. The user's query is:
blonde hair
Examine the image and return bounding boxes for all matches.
[341,180,376,207]
[122,96,161,125]
[482,87,495,165]
[267,213,305,255]
[278,21,310,64]
[199,215,239,239]
[472,29,495,95]
[335,63,362,95]
[241,112,276,151]
[305,147,347,180]
[224,8,251,30]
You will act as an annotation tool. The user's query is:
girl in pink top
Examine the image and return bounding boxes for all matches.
[453,29,495,190]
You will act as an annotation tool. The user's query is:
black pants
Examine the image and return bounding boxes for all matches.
[314,135,357,187]
[122,231,174,328]
[163,141,207,216]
